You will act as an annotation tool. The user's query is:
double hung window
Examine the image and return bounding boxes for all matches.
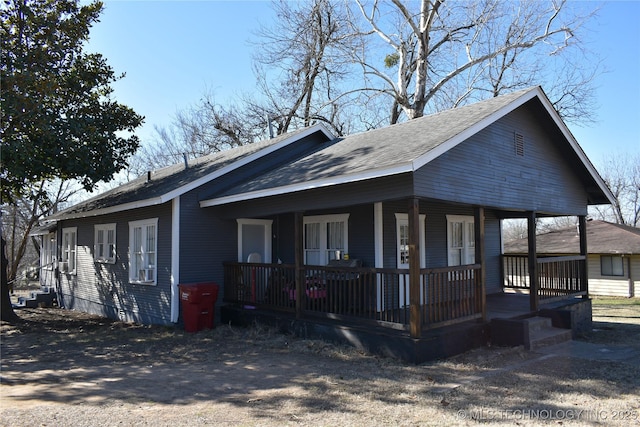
[61,228,77,274]
[446,215,475,266]
[42,232,57,270]
[303,214,349,265]
[95,223,116,263]
[129,219,158,285]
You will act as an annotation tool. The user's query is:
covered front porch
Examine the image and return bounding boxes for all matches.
[219,215,591,363]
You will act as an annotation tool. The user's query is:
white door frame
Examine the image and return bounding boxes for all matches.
[237,219,273,263]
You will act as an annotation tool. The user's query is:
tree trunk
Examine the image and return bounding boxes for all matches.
[1,235,18,322]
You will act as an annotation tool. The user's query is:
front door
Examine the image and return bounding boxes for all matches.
[395,213,426,307]
[237,219,273,264]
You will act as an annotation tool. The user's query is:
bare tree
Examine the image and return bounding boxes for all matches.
[351,0,601,123]
[590,153,640,227]
[250,0,358,135]
[1,180,79,292]
[135,93,266,173]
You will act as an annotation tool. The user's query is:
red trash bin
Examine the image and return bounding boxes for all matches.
[179,283,220,332]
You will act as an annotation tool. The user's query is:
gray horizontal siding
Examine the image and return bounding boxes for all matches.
[382,201,502,293]
[57,203,173,325]
[414,103,588,216]
[179,190,236,287]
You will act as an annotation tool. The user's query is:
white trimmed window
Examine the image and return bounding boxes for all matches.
[129,218,158,285]
[601,255,624,277]
[446,215,475,266]
[42,232,57,270]
[94,223,116,264]
[304,214,349,265]
[61,227,77,274]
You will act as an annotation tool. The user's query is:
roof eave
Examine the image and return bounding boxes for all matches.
[200,163,413,208]
[47,123,336,221]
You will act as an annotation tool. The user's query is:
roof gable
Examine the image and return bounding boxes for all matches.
[201,87,614,208]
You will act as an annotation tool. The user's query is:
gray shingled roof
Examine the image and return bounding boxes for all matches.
[48,127,317,219]
[504,220,640,255]
[213,87,535,197]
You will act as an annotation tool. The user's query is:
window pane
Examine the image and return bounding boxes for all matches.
[467,223,475,248]
[327,221,344,250]
[97,229,104,257]
[612,257,624,275]
[69,231,76,271]
[450,250,462,266]
[133,227,142,272]
[107,229,115,259]
[400,224,409,265]
[305,223,320,249]
[451,222,463,248]
[306,250,321,265]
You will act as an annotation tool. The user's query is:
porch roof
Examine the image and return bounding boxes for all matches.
[201,86,614,208]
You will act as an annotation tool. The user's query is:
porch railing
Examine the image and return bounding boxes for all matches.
[503,255,587,302]
[223,262,482,331]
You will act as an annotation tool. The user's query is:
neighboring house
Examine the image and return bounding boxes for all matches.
[504,220,640,298]
[34,86,614,362]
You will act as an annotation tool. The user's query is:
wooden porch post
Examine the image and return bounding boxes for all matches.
[527,211,539,311]
[294,211,305,319]
[474,207,486,322]
[408,198,422,338]
[578,215,589,298]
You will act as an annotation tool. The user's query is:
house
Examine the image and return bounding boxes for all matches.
[34,86,614,362]
[504,220,640,298]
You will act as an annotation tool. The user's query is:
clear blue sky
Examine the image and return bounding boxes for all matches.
[87,0,640,168]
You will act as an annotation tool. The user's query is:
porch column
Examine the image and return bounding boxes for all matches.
[294,211,305,319]
[578,215,589,298]
[408,198,422,339]
[474,207,486,322]
[527,211,539,311]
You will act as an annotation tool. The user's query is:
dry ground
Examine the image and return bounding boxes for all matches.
[1,297,639,426]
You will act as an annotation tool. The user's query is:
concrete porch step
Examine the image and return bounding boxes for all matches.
[525,316,572,351]
[13,287,56,309]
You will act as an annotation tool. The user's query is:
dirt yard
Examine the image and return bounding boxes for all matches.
[1,297,639,426]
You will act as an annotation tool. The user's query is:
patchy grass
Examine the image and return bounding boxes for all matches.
[1,304,639,426]
[592,296,640,306]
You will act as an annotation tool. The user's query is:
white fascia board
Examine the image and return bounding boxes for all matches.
[52,124,335,220]
[412,88,539,171]
[52,197,166,221]
[200,163,413,207]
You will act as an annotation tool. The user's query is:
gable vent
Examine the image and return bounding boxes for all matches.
[514,132,525,157]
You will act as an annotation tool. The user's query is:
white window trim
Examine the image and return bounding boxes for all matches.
[394,213,426,268]
[42,232,57,270]
[303,213,349,265]
[61,227,77,275]
[446,215,476,266]
[94,223,117,264]
[236,218,273,263]
[129,218,158,285]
